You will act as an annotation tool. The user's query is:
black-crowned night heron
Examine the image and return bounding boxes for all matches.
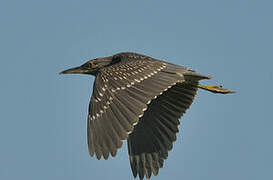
[60,52,234,180]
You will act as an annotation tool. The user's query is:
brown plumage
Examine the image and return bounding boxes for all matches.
[60,52,234,179]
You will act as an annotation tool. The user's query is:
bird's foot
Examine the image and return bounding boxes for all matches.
[198,84,235,94]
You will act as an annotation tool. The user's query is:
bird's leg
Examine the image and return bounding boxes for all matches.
[198,84,235,94]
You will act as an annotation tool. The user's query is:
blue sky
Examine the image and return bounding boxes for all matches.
[1,0,272,179]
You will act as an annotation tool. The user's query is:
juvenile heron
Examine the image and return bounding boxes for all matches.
[60,52,234,179]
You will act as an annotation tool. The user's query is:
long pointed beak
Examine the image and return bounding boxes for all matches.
[59,66,86,74]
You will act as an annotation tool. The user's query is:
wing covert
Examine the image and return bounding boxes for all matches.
[87,57,186,159]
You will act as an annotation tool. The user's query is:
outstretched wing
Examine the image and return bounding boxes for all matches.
[127,82,198,179]
[87,55,186,159]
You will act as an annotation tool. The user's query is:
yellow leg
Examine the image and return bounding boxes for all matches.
[198,84,235,94]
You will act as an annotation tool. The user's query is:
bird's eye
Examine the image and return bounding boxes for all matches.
[91,61,99,67]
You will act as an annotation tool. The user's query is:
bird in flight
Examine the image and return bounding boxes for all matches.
[60,52,234,180]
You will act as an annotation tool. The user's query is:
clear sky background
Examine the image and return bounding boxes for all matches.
[1,0,272,179]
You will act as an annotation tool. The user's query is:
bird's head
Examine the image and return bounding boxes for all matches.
[60,56,115,76]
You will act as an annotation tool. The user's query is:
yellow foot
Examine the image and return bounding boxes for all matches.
[198,85,235,94]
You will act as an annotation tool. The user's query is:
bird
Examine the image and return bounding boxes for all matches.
[60,52,234,180]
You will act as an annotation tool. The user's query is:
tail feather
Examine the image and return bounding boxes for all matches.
[183,71,212,81]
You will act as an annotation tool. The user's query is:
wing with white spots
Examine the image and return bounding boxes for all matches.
[87,56,187,160]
